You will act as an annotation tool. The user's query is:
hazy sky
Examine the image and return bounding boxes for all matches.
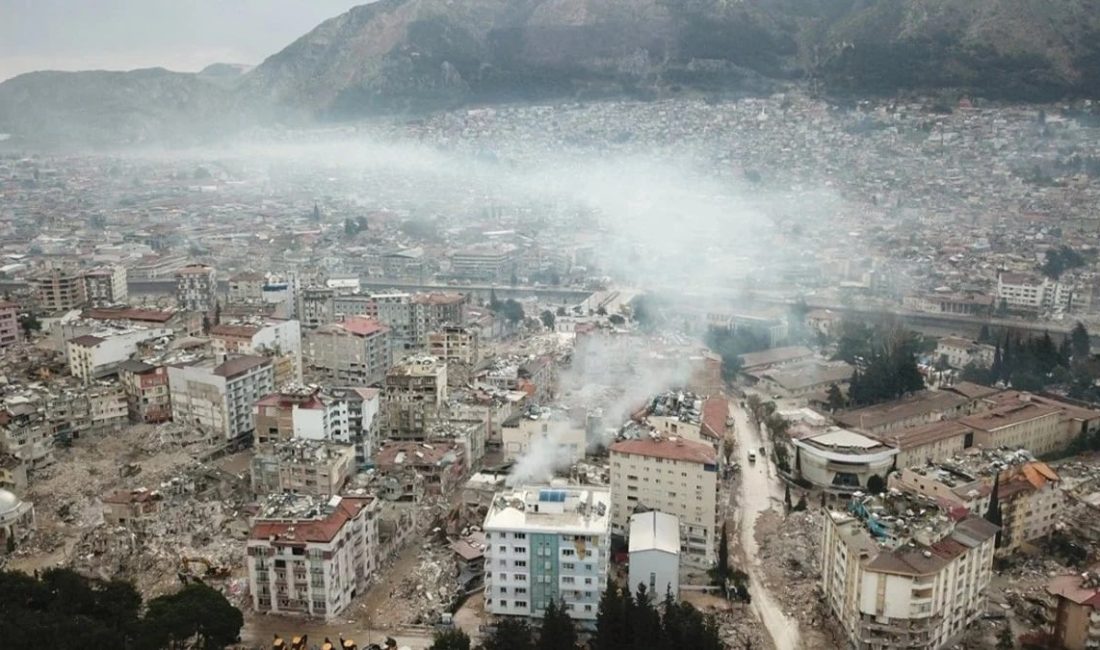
[0,0,366,81]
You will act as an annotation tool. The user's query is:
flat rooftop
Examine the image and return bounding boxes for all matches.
[484,486,611,536]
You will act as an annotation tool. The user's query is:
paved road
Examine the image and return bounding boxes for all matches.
[239,617,430,650]
[728,399,803,650]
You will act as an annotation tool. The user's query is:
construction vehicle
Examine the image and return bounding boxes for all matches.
[178,556,231,582]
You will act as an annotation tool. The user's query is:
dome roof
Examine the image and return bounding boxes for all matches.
[0,488,23,515]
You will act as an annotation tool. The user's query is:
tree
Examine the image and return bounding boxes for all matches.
[826,383,845,411]
[344,218,360,237]
[489,288,501,311]
[539,599,578,650]
[594,582,628,650]
[996,626,1014,649]
[784,484,793,513]
[18,312,41,336]
[501,299,525,326]
[608,314,625,325]
[986,473,1003,548]
[978,324,991,343]
[430,628,471,650]
[1041,245,1086,280]
[312,203,321,222]
[713,522,730,585]
[482,617,533,650]
[140,583,244,650]
[1072,322,1091,362]
[556,306,567,317]
[540,310,556,330]
[866,474,886,494]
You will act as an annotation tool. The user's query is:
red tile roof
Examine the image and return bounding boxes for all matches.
[611,436,717,465]
[209,323,261,338]
[701,397,727,440]
[339,316,389,337]
[249,497,374,544]
[213,355,270,378]
[87,307,175,323]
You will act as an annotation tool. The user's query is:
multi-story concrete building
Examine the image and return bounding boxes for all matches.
[997,273,1077,314]
[30,267,86,312]
[483,486,611,621]
[174,263,217,313]
[821,493,999,650]
[609,435,719,566]
[450,246,514,281]
[247,493,379,620]
[299,287,336,329]
[210,319,303,385]
[935,336,995,369]
[789,427,899,494]
[371,291,414,352]
[1045,572,1100,650]
[411,293,467,346]
[305,317,391,385]
[382,355,448,440]
[228,271,266,304]
[82,265,128,307]
[960,400,1066,456]
[254,386,381,465]
[374,440,467,497]
[66,327,172,383]
[250,439,356,497]
[501,407,586,466]
[891,452,1063,557]
[875,420,974,468]
[0,398,53,471]
[86,384,128,435]
[118,360,172,423]
[168,355,274,443]
[428,325,481,365]
[0,301,20,348]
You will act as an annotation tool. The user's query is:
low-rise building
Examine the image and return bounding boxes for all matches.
[168,355,274,443]
[609,435,719,566]
[101,488,164,532]
[251,439,356,498]
[254,386,380,465]
[67,327,172,383]
[872,420,974,468]
[737,345,814,374]
[960,400,1066,456]
[935,337,995,369]
[228,271,266,304]
[628,511,680,602]
[1045,572,1100,650]
[821,493,998,650]
[247,494,379,620]
[789,427,899,494]
[753,361,854,399]
[835,390,973,436]
[483,486,611,621]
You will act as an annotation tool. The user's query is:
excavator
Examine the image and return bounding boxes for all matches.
[177,556,231,584]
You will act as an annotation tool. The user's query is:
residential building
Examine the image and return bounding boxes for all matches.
[891,451,1062,556]
[87,384,128,435]
[835,390,973,436]
[1045,572,1100,650]
[501,407,586,465]
[175,264,217,313]
[82,265,128,307]
[483,486,611,621]
[30,267,86,312]
[299,287,336,329]
[101,489,164,532]
[86,307,201,338]
[628,511,680,602]
[450,246,514,281]
[788,427,899,494]
[640,392,726,447]
[210,319,303,385]
[250,439,356,497]
[371,292,414,352]
[66,327,172,383]
[254,386,380,465]
[752,361,854,399]
[411,293,467,346]
[821,493,999,650]
[246,494,379,620]
[609,436,719,566]
[428,325,481,365]
[873,420,974,468]
[168,355,274,443]
[118,360,172,423]
[228,271,266,304]
[935,337,996,369]
[960,401,1066,456]
[0,301,20,348]
[998,273,1077,314]
[374,440,467,497]
[305,317,391,385]
[0,399,53,471]
[382,355,448,440]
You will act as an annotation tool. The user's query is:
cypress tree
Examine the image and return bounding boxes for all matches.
[985,473,1003,547]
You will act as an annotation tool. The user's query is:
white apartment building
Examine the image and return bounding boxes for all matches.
[67,327,173,383]
[609,436,719,566]
[210,319,303,385]
[254,386,381,464]
[168,355,274,443]
[483,486,611,621]
[247,494,379,620]
[821,494,999,650]
[175,263,217,313]
[935,336,995,369]
[501,407,586,466]
[305,317,391,386]
[997,273,1076,313]
[82,265,128,307]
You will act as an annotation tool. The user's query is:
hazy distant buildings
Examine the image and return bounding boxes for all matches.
[175,264,217,313]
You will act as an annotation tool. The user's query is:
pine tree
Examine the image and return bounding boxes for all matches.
[430,628,471,650]
[1072,322,1091,362]
[483,617,534,650]
[594,582,627,650]
[312,203,320,222]
[539,599,577,650]
[713,522,730,585]
[986,473,1003,547]
[784,485,792,513]
[826,383,845,411]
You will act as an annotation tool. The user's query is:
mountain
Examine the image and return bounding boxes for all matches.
[4,0,1100,146]
[241,0,1100,117]
[0,68,243,147]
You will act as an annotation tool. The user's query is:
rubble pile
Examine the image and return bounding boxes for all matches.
[381,544,459,626]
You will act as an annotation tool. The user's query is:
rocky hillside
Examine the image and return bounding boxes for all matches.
[4,0,1100,145]
[0,68,242,147]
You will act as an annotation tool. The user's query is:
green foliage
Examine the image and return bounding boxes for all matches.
[866,474,885,494]
[595,581,724,650]
[608,314,625,325]
[705,326,767,383]
[400,218,438,241]
[1072,322,1091,362]
[140,582,244,650]
[344,217,364,238]
[630,294,657,331]
[847,346,924,408]
[1041,245,1087,280]
[996,625,1014,649]
[430,627,471,650]
[501,299,525,325]
[826,383,846,411]
[538,598,577,650]
[18,311,41,335]
[986,474,1003,548]
[540,309,556,330]
[960,362,996,385]
[482,617,534,650]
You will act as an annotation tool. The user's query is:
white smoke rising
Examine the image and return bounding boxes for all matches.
[505,422,579,487]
